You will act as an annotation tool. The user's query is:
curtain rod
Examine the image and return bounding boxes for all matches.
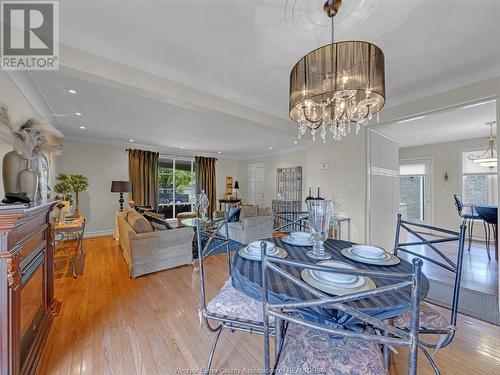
[126,148,217,160]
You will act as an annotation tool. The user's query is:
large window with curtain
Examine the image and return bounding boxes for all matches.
[461,150,498,205]
[158,157,195,219]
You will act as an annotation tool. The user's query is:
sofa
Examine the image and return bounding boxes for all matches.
[214,205,273,244]
[117,208,194,278]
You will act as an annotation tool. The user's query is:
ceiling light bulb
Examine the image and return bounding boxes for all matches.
[217,151,222,154]
[129,139,134,142]
[79,126,85,129]
[180,146,184,149]
[268,146,273,150]
[75,112,82,116]
[68,89,77,94]
[293,140,298,144]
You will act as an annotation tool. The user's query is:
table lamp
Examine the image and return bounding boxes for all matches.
[111,181,132,211]
[233,181,239,199]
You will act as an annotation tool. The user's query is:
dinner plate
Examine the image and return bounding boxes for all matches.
[248,240,275,253]
[341,247,400,266]
[310,260,357,284]
[301,269,376,295]
[281,236,314,247]
[238,246,288,261]
[352,245,386,259]
[290,231,312,242]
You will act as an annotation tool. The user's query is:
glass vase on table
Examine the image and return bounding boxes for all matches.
[306,199,332,259]
[196,190,210,222]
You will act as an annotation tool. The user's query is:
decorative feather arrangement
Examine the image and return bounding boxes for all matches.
[0,104,63,158]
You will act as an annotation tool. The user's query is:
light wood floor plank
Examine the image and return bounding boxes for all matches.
[37,236,500,375]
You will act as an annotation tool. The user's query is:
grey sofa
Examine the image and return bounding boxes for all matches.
[214,205,273,244]
[117,209,193,278]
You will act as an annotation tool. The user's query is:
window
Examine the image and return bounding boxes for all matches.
[158,157,195,219]
[461,150,497,205]
[400,163,426,222]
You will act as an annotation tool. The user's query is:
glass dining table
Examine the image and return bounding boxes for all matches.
[231,237,429,325]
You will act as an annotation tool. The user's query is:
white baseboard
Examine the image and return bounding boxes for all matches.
[84,230,114,238]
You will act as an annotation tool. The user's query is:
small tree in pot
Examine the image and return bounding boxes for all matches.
[53,173,89,216]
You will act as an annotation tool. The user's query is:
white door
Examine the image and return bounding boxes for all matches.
[399,158,433,224]
[367,129,400,251]
[248,164,265,206]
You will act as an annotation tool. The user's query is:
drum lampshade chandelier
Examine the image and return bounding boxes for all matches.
[289,0,386,142]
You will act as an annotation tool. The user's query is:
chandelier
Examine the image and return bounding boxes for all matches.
[468,121,497,168]
[289,0,385,142]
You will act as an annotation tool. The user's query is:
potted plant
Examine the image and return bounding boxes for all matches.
[70,174,89,216]
[53,173,89,216]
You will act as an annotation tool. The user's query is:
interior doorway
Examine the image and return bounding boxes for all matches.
[248,163,265,206]
[399,158,433,224]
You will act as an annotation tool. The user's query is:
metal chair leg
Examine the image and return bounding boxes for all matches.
[205,327,224,375]
[486,223,492,261]
[420,345,441,375]
[468,219,474,252]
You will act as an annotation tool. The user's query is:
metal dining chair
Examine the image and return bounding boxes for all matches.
[195,216,274,375]
[261,242,424,375]
[453,194,489,259]
[272,210,308,234]
[393,214,466,374]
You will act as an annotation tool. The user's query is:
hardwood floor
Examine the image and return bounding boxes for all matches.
[400,233,498,295]
[37,236,500,374]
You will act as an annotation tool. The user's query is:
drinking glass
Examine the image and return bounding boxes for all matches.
[306,199,332,259]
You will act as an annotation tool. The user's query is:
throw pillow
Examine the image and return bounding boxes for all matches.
[227,207,241,222]
[126,210,154,233]
[144,214,172,231]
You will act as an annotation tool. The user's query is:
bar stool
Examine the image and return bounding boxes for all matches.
[453,194,488,258]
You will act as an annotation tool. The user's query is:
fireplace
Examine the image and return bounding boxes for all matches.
[19,250,46,358]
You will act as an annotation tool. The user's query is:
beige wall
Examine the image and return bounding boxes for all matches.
[400,137,490,234]
[55,139,246,234]
[215,158,247,203]
[306,129,368,243]
[246,149,307,208]
[0,72,42,199]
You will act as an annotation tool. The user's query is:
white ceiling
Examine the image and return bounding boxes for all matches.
[30,71,304,159]
[374,100,497,148]
[55,0,500,117]
[19,0,500,157]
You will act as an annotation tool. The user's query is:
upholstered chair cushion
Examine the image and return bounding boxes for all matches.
[207,279,273,324]
[127,210,154,234]
[227,207,241,222]
[276,323,386,375]
[240,205,259,219]
[393,301,448,330]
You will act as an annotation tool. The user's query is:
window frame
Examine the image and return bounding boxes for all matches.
[157,156,195,219]
[459,148,498,206]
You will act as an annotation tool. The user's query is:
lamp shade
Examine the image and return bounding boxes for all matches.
[111,180,131,193]
[234,181,240,190]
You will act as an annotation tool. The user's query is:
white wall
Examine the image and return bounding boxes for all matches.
[0,72,42,199]
[246,149,307,208]
[400,137,492,234]
[55,140,129,235]
[306,129,368,243]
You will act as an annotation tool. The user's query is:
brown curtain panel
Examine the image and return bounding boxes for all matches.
[128,149,159,208]
[195,156,217,217]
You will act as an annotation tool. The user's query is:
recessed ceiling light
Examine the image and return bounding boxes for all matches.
[180,146,184,149]
[268,146,273,150]
[75,112,82,116]
[293,140,298,144]
[67,89,77,94]
[397,116,425,124]
[129,139,134,142]
[217,151,222,154]
[79,126,85,129]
